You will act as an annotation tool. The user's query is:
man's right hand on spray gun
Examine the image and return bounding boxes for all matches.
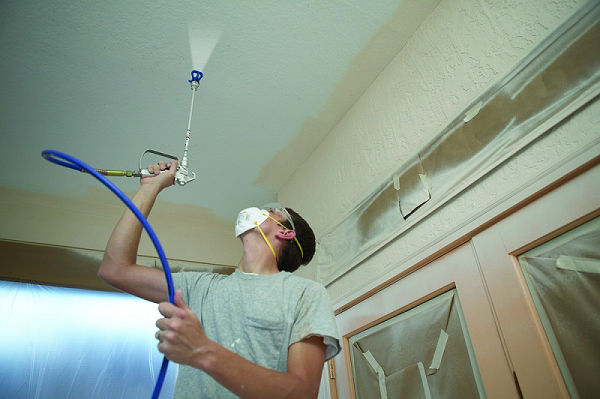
[141,160,178,192]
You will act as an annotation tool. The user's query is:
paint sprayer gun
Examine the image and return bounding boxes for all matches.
[83,70,203,186]
[137,149,195,186]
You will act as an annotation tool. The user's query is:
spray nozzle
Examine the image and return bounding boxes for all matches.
[189,70,203,90]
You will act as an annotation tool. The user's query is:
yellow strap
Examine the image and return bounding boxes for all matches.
[268,216,304,259]
[294,237,304,259]
[255,221,277,260]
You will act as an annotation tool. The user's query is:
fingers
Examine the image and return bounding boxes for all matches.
[158,292,189,322]
[155,308,184,345]
[142,160,178,189]
[173,290,189,309]
[156,317,168,331]
[147,160,175,175]
[155,290,195,344]
[155,317,177,341]
[158,301,177,318]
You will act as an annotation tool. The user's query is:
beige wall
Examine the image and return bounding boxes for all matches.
[279,0,597,301]
[0,187,241,284]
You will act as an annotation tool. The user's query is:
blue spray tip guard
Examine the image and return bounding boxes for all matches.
[189,70,203,83]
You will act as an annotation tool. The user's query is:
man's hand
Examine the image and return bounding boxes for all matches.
[142,160,178,191]
[156,290,211,367]
[155,290,326,398]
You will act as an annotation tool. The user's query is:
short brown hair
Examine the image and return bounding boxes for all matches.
[277,208,316,273]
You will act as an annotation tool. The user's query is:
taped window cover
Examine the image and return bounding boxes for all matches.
[349,291,483,399]
[316,3,600,285]
[518,216,600,399]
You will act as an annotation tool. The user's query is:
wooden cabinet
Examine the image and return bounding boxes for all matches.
[332,161,599,398]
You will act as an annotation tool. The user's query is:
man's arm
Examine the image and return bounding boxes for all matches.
[157,290,327,398]
[98,161,177,303]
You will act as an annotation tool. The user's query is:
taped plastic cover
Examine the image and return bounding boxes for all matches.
[0,281,177,398]
[316,2,600,285]
[349,290,484,399]
[518,216,600,399]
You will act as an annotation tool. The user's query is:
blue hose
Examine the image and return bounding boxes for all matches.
[41,150,174,399]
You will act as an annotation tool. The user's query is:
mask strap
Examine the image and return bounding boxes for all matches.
[255,221,277,261]
[268,216,304,260]
[295,237,304,259]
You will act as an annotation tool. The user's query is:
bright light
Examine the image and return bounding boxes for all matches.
[0,281,176,399]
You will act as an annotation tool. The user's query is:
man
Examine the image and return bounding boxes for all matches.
[99,160,340,398]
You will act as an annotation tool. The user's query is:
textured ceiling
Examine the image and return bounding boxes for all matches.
[0,0,439,224]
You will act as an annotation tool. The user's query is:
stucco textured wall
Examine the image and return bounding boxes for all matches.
[280,0,596,300]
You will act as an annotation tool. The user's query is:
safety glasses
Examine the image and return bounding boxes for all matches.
[261,203,303,259]
[262,203,296,232]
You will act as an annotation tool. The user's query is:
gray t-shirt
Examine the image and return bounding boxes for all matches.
[171,269,341,398]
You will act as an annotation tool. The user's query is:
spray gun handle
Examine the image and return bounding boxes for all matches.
[139,168,169,179]
[138,149,179,179]
[139,165,196,185]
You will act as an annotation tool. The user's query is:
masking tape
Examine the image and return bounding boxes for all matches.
[363,350,379,372]
[363,350,388,399]
[556,255,600,274]
[419,173,432,201]
[463,101,482,122]
[393,174,401,191]
[377,366,387,399]
[418,362,432,399]
[428,329,449,374]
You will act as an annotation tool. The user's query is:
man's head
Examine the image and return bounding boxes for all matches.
[274,207,316,273]
[235,205,316,273]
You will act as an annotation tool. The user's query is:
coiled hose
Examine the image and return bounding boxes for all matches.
[42,150,174,399]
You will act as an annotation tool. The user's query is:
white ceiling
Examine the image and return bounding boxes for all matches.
[0,0,439,225]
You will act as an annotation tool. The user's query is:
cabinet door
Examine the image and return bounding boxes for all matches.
[335,242,519,399]
[349,289,484,399]
[472,163,600,399]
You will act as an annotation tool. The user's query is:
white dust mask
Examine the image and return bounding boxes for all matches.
[235,207,269,237]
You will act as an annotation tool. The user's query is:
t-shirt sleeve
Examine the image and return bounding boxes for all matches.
[172,271,216,305]
[290,282,341,362]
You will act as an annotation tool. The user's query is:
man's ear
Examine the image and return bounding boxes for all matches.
[275,229,296,241]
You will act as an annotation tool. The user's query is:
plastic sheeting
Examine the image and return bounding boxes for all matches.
[349,290,484,399]
[316,2,600,285]
[518,216,600,399]
[0,281,176,399]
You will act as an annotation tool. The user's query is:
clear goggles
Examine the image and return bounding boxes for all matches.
[261,203,303,260]
[261,203,296,232]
